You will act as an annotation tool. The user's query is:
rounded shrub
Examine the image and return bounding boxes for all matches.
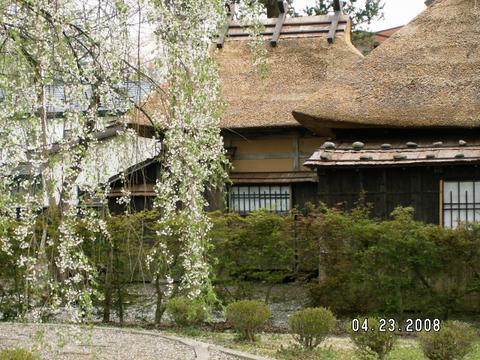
[225,300,271,342]
[288,307,336,350]
[348,317,395,360]
[0,348,39,360]
[419,321,477,360]
[166,297,207,327]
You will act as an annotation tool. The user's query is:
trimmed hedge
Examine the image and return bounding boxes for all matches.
[288,307,336,349]
[166,297,208,327]
[419,321,477,360]
[348,317,395,360]
[225,300,271,341]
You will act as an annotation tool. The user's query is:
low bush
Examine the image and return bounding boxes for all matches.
[288,307,336,350]
[348,317,395,360]
[419,321,477,360]
[225,300,271,341]
[166,297,207,327]
[0,348,39,360]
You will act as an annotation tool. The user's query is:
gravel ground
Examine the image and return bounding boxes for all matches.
[0,323,195,360]
[0,323,267,360]
[111,283,309,330]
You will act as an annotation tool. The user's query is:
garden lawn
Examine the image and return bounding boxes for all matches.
[168,329,480,360]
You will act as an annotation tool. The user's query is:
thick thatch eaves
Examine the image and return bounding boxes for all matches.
[215,14,363,129]
[293,0,480,132]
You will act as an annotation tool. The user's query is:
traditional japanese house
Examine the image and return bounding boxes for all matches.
[292,0,480,228]
[110,1,364,214]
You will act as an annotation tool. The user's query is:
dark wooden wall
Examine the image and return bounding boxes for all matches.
[317,164,480,224]
[108,196,154,214]
[292,183,318,209]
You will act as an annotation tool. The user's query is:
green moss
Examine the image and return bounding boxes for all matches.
[0,348,39,360]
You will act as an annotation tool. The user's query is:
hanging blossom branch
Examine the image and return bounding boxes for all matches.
[146,0,230,302]
[0,0,145,322]
[145,0,266,306]
[0,0,266,322]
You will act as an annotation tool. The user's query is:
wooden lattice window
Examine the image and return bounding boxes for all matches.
[442,180,480,228]
[228,185,291,215]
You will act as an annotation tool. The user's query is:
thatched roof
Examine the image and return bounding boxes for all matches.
[126,14,362,132]
[293,0,480,132]
[215,15,363,129]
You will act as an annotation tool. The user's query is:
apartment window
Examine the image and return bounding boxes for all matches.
[442,180,480,228]
[228,185,291,215]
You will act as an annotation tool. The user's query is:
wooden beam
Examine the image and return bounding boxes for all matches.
[227,15,348,28]
[234,152,312,161]
[270,1,287,47]
[229,28,342,38]
[217,3,235,49]
[327,11,341,44]
[293,132,300,171]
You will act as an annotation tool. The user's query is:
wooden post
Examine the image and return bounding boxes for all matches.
[293,132,300,171]
[327,11,341,44]
[271,1,287,47]
[333,0,343,11]
[318,236,324,283]
[439,179,444,226]
[217,2,235,49]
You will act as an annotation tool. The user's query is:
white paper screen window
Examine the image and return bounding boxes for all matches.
[443,181,480,228]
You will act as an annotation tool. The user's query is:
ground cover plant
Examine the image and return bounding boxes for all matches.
[0,348,39,360]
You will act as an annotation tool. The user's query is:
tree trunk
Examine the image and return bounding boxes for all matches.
[37,81,57,210]
[57,83,100,215]
[154,275,166,325]
[102,245,114,323]
[114,244,124,326]
[318,235,324,283]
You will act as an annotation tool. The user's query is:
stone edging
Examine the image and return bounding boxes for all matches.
[209,344,276,360]
[124,329,275,360]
